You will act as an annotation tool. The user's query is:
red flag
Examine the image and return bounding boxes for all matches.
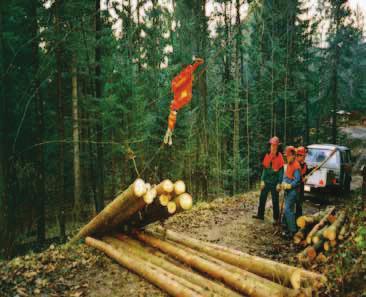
[164,59,204,145]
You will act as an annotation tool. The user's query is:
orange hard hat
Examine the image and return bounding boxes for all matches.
[269,136,280,145]
[285,146,296,156]
[296,146,307,156]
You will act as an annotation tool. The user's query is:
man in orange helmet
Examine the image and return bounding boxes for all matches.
[281,146,301,238]
[253,136,284,223]
[296,146,308,218]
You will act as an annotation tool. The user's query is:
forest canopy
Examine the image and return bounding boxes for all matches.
[0,0,365,257]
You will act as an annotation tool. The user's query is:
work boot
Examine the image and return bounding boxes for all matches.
[252,215,264,220]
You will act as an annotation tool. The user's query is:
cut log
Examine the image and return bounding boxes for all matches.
[298,238,325,263]
[85,237,203,297]
[156,227,326,289]
[174,193,193,211]
[167,201,177,214]
[338,224,349,240]
[106,235,242,297]
[323,241,331,252]
[143,187,157,204]
[127,201,171,229]
[312,225,328,244]
[294,225,314,244]
[156,179,174,195]
[315,253,327,263]
[136,232,310,297]
[323,211,346,241]
[168,237,309,297]
[306,207,336,245]
[159,194,172,206]
[174,180,186,196]
[69,179,147,244]
[296,211,325,229]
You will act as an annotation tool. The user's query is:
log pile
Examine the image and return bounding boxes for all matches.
[69,179,192,244]
[86,229,327,297]
[71,178,329,296]
[295,208,349,264]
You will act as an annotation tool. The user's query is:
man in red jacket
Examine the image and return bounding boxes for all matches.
[253,136,284,223]
[282,146,301,237]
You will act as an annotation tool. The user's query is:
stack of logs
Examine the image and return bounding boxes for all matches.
[86,229,326,297]
[69,179,192,244]
[295,207,350,264]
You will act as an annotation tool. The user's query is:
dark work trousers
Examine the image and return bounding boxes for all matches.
[296,182,304,219]
[257,183,279,221]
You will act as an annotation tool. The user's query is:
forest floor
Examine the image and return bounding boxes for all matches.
[1,186,364,297]
[1,126,365,297]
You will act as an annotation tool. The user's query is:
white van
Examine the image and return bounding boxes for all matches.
[305,144,352,194]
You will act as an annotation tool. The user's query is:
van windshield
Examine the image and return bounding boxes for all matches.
[306,148,338,167]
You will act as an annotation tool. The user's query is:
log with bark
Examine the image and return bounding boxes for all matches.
[174,193,193,211]
[306,207,336,245]
[297,238,325,263]
[69,179,147,244]
[106,235,242,297]
[156,227,326,290]
[167,201,177,214]
[338,223,349,240]
[136,231,312,297]
[85,237,204,297]
[296,210,326,229]
[312,225,329,244]
[294,225,315,245]
[156,179,174,195]
[323,211,346,241]
[127,200,172,229]
[159,194,172,206]
[173,180,186,196]
[323,241,331,252]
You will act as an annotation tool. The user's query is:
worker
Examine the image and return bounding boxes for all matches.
[253,136,284,223]
[281,146,301,238]
[296,146,308,218]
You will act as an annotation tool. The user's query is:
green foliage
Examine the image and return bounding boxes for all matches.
[0,0,365,252]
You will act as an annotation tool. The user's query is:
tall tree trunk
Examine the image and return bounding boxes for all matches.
[233,0,241,194]
[304,89,309,145]
[31,0,46,244]
[95,0,105,212]
[197,0,209,199]
[55,0,66,241]
[330,1,342,145]
[0,1,16,257]
[72,56,82,219]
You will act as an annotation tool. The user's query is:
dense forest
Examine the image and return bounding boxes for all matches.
[1,0,365,258]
